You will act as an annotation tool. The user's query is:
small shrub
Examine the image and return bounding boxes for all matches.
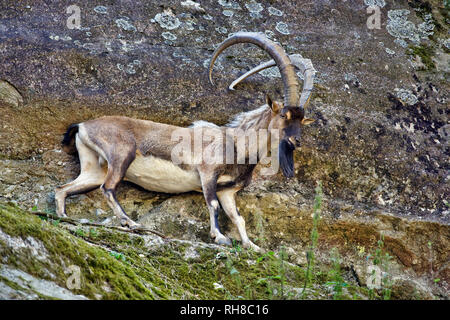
[302,181,323,297]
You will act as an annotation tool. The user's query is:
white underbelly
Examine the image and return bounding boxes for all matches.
[124,154,202,193]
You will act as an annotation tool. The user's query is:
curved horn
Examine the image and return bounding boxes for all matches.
[209,32,301,110]
[228,53,316,109]
[228,59,277,91]
[291,55,316,109]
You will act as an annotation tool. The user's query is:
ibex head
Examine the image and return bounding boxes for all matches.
[209,32,315,178]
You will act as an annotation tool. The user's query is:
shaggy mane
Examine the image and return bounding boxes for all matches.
[226,104,271,131]
[190,104,272,131]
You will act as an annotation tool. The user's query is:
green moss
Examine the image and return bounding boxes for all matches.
[406,0,449,57]
[0,202,401,300]
[0,202,155,299]
[0,275,27,292]
[408,45,436,70]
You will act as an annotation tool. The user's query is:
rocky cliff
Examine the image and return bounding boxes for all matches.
[0,0,448,299]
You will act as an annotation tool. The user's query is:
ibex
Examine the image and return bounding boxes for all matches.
[55,32,315,251]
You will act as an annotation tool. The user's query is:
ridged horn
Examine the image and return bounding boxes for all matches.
[209,32,301,110]
[228,54,316,109]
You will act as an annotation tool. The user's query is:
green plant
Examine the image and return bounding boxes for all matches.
[223,241,291,300]
[326,248,347,300]
[302,181,323,298]
[109,250,126,262]
[278,246,287,298]
[52,219,61,227]
[256,276,277,299]
[256,247,289,299]
[371,235,393,300]
[254,210,266,245]
[224,242,246,298]
[256,250,275,263]
[75,228,86,237]
[89,228,98,238]
[230,240,242,254]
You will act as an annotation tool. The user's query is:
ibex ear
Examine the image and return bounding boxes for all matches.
[301,118,315,125]
[266,94,281,114]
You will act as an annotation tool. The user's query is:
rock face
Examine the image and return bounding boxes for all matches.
[0,0,448,298]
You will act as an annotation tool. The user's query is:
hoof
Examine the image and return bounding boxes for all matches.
[128,223,143,230]
[244,241,262,253]
[120,217,141,229]
[215,235,232,246]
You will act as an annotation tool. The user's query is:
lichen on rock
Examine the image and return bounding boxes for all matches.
[394,88,418,105]
[93,6,108,15]
[386,9,434,45]
[364,0,386,7]
[275,22,290,35]
[115,17,137,32]
[154,9,181,30]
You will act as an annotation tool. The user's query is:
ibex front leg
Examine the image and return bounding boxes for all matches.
[217,188,261,252]
[199,171,232,246]
[101,148,141,229]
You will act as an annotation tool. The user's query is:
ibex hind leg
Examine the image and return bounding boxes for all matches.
[55,135,106,217]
